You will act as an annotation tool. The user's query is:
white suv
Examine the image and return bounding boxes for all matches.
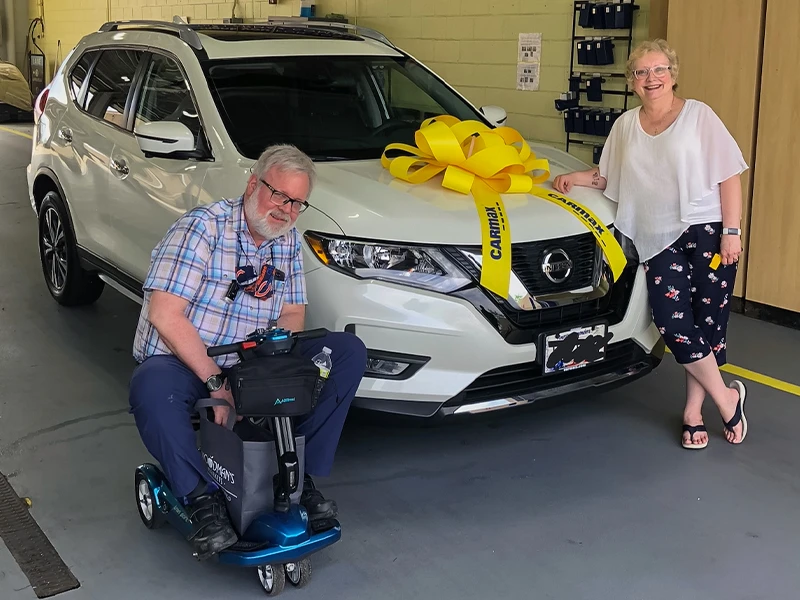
[28,19,664,418]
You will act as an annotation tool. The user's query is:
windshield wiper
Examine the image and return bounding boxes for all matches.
[309,155,353,162]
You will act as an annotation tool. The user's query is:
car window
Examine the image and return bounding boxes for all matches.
[83,49,143,128]
[68,51,97,106]
[372,63,447,122]
[203,55,483,161]
[134,53,203,149]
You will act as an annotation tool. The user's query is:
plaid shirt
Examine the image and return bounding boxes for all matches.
[133,196,307,368]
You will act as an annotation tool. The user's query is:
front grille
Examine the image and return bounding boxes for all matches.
[511,233,598,295]
[449,232,599,297]
[445,340,646,407]
[445,232,636,335]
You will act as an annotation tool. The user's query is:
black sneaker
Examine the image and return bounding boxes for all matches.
[185,490,238,560]
[300,475,338,522]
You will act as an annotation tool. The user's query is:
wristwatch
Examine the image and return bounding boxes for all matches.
[205,373,225,392]
[722,227,741,235]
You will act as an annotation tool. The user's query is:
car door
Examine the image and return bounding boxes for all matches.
[52,47,147,259]
[103,50,215,283]
[46,47,122,258]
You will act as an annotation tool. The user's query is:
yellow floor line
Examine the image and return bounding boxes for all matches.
[0,125,33,140]
[665,348,800,397]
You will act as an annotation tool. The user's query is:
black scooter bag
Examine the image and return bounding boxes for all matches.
[226,351,322,418]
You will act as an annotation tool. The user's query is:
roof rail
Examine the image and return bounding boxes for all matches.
[98,20,204,50]
[263,18,395,47]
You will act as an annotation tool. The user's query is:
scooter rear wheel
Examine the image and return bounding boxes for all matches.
[285,557,312,588]
[257,564,285,596]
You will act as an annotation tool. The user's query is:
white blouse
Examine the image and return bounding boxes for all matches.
[598,98,749,262]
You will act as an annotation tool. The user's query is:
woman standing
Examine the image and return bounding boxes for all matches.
[553,39,749,449]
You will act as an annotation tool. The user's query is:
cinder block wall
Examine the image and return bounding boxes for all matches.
[28,0,656,164]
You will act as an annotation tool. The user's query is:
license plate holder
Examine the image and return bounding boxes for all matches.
[539,321,612,375]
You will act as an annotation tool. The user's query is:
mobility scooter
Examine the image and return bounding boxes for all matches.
[133,327,341,595]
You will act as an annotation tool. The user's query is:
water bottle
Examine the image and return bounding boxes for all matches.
[311,347,332,401]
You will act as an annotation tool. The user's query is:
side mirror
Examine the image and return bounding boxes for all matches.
[135,121,196,157]
[480,105,508,127]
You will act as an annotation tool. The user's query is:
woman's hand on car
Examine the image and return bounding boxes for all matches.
[552,169,606,194]
[553,173,578,194]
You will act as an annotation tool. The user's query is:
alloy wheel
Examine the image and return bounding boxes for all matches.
[41,206,67,293]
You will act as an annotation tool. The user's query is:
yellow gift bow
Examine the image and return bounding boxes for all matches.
[380,115,627,299]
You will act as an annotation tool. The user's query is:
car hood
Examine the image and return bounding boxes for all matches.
[311,142,617,245]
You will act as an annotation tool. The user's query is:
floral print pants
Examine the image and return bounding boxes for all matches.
[643,222,738,366]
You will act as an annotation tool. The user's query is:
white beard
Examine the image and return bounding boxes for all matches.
[244,192,293,240]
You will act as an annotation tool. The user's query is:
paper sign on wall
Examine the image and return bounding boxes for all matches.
[517,33,541,91]
[518,33,542,64]
[516,63,540,91]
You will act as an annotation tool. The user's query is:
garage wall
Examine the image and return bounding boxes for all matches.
[27,0,105,81]
[0,0,30,69]
[317,0,655,165]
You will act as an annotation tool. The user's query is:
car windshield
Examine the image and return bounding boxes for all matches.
[202,55,486,161]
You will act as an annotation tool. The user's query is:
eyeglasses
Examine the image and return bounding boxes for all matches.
[632,65,671,80]
[259,179,310,213]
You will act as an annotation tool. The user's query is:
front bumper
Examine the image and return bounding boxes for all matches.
[365,337,664,418]
[303,254,663,418]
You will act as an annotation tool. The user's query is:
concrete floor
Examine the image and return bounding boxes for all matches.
[1,124,800,600]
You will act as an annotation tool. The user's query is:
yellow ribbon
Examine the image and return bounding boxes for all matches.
[381,115,627,299]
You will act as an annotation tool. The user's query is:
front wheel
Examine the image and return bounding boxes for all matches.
[257,564,285,596]
[37,191,104,306]
[285,557,312,588]
[135,471,165,530]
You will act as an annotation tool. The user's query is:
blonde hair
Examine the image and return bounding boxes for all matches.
[625,38,680,89]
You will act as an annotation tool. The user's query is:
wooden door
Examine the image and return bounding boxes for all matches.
[649,0,670,39]
[666,0,767,298]
[745,0,800,312]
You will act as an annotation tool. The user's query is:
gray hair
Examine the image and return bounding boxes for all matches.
[252,144,316,196]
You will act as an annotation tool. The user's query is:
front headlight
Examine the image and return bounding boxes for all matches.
[304,232,471,293]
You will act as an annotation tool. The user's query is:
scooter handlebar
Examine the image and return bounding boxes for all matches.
[206,327,330,358]
[207,342,243,358]
[295,327,328,340]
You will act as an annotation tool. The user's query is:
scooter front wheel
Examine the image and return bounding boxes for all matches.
[135,471,165,530]
[285,557,312,588]
[257,564,285,596]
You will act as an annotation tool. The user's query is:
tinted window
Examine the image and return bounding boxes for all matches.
[84,49,143,128]
[69,51,97,105]
[203,55,483,160]
[135,53,203,148]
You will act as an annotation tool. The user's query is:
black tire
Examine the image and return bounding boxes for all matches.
[257,564,285,596]
[285,557,312,588]
[135,471,166,530]
[37,190,104,306]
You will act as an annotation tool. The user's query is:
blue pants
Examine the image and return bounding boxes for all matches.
[129,332,367,497]
[644,223,738,366]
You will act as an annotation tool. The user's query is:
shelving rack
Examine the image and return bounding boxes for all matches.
[557,1,640,163]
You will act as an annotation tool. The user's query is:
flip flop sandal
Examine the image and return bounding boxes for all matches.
[682,424,708,449]
[723,380,748,444]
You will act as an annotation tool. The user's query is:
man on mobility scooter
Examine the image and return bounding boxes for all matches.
[128,144,367,561]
